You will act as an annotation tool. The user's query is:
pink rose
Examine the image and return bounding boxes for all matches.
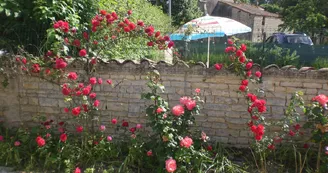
[165,158,177,173]
[172,105,184,116]
[99,125,106,131]
[106,79,112,85]
[156,107,163,114]
[0,135,4,141]
[180,136,193,148]
[185,100,196,111]
[14,141,21,146]
[107,136,112,141]
[312,94,328,106]
[136,124,142,129]
[179,97,191,105]
[195,88,200,93]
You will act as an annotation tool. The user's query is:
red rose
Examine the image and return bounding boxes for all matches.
[246,70,252,77]
[93,40,98,45]
[227,39,234,45]
[72,107,81,116]
[79,49,87,57]
[60,133,67,142]
[45,69,51,75]
[100,10,107,15]
[147,42,154,47]
[240,44,247,52]
[241,79,248,86]
[127,10,132,15]
[55,58,67,69]
[165,158,177,173]
[239,85,246,92]
[214,63,223,70]
[137,20,144,27]
[255,71,262,78]
[273,136,282,143]
[68,72,78,80]
[83,32,88,40]
[124,27,130,32]
[122,121,129,127]
[22,57,27,64]
[93,100,100,107]
[207,145,213,151]
[130,127,136,133]
[164,36,170,41]
[168,41,174,48]
[62,87,70,96]
[245,62,253,70]
[82,86,91,95]
[89,92,97,99]
[74,167,81,173]
[251,115,259,120]
[111,118,117,124]
[128,23,136,30]
[89,77,97,85]
[236,49,243,57]
[32,63,40,73]
[294,124,301,131]
[239,56,246,63]
[98,78,103,84]
[155,31,161,37]
[76,126,83,133]
[58,121,65,126]
[289,130,295,136]
[303,143,309,149]
[268,144,275,150]
[106,79,112,85]
[247,93,257,102]
[36,136,46,147]
[147,150,153,156]
[72,39,81,47]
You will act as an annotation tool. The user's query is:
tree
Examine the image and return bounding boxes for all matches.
[150,0,203,27]
[278,0,328,40]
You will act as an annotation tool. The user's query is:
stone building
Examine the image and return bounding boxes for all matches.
[200,0,283,42]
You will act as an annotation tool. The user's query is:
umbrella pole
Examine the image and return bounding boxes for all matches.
[207,37,210,68]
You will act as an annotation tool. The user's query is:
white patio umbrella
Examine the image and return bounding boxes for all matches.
[170,15,252,67]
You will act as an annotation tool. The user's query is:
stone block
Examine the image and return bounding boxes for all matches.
[280,82,302,87]
[23,82,38,89]
[39,98,58,107]
[303,83,322,89]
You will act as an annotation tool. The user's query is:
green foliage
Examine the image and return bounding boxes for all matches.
[244,41,300,67]
[260,4,282,14]
[279,0,328,37]
[312,57,328,69]
[0,0,99,54]
[151,0,203,27]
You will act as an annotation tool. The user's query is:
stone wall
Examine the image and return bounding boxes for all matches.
[1,60,328,147]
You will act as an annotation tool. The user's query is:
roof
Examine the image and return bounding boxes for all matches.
[219,1,280,18]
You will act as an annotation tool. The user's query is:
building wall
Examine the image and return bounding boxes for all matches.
[1,60,328,147]
[212,2,283,42]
